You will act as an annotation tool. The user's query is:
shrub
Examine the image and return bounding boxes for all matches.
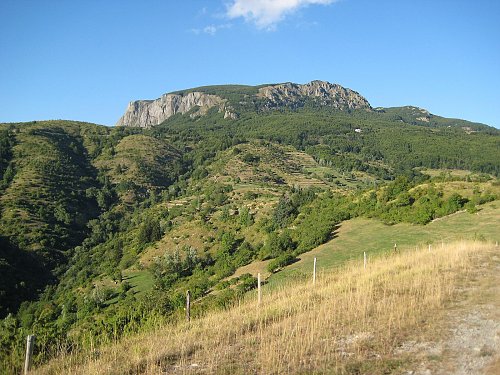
[465,201,478,214]
[241,152,260,164]
[267,253,297,273]
[137,216,162,244]
[236,274,257,293]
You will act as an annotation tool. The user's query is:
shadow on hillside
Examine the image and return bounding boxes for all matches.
[329,224,341,242]
[0,236,54,318]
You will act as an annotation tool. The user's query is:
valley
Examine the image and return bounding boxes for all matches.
[0,82,499,374]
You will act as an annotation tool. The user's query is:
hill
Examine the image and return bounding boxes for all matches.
[119,81,500,176]
[115,81,371,128]
[35,240,500,374]
[0,81,499,372]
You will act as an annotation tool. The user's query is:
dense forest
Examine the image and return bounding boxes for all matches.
[0,85,499,372]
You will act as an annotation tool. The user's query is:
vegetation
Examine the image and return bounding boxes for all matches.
[270,200,500,286]
[34,240,493,374]
[0,84,499,373]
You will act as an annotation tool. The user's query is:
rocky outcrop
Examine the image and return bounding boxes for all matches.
[257,80,371,111]
[116,81,371,128]
[116,92,236,128]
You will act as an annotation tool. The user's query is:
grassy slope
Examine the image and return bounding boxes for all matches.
[94,134,182,189]
[36,240,495,374]
[0,122,99,254]
[241,200,499,285]
[118,184,499,302]
[1,109,499,370]
[207,141,377,190]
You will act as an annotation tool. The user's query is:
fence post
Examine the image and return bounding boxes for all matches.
[394,243,397,253]
[24,335,35,374]
[186,290,190,322]
[313,257,317,285]
[257,273,262,306]
[364,252,367,270]
[428,244,431,252]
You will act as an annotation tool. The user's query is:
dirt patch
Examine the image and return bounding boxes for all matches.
[400,251,500,375]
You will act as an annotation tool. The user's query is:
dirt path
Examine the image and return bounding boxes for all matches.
[402,248,500,375]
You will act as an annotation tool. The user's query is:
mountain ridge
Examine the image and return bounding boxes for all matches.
[1,84,499,372]
[116,80,371,128]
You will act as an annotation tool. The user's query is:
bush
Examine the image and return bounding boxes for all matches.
[272,195,296,228]
[233,241,255,268]
[236,274,257,293]
[241,152,260,164]
[267,253,297,273]
[137,216,162,244]
[465,201,478,214]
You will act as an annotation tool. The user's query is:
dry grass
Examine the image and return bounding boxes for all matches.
[35,240,492,375]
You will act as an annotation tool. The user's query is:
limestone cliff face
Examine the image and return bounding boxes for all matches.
[257,80,371,110]
[116,92,235,128]
[116,81,370,128]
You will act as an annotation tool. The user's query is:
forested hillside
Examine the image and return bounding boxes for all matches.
[0,83,499,373]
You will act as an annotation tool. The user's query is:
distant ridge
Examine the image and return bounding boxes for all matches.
[256,80,371,111]
[116,80,371,128]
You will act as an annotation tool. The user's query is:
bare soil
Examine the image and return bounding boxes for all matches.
[399,248,500,375]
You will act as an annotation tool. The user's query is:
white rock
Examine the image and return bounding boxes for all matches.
[116,92,231,128]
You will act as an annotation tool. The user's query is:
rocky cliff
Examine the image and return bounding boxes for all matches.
[116,91,236,128]
[116,81,371,127]
[257,80,371,110]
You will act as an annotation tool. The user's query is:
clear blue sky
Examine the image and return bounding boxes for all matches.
[1,0,499,128]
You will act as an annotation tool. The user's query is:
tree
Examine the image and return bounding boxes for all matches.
[272,195,296,228]
[137,216,162,245]
[239,206,254,227]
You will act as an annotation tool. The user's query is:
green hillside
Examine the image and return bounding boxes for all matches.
[269,200,500,286]
[0,83,499,373]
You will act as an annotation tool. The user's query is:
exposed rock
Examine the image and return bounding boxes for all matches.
[116,80,369,128]
[116,92,236,128]
[403,106,430,114]
[224,109,238,120]
[257,80,371,111]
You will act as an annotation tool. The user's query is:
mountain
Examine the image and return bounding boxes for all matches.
[116,80,370,128]
[0,81,499,373]
[256,80,371,111]
[115,91,235,128]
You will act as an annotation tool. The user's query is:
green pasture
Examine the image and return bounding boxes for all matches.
[269,201,499,286]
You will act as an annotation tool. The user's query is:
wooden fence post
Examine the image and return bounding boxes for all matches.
[257,273,262,306]
[363,252,367,270]
[428,244,431,252]
[24,335,35,374]
[186,290,190,322]
[394,243,397,253]
[313,257,317,285]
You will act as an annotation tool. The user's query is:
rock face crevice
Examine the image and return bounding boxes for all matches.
[116,92,235,128]
[257,80,371,111]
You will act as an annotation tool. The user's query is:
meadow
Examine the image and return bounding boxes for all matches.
[233,201,500,286]
[35,239,495,374]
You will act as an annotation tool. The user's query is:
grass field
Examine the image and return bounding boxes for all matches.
[36,240,495,374]
[268,201,499,286]
[122,269,154,296]
[420,168,473,178]
[120,200,499,301]
[32,200,500,374]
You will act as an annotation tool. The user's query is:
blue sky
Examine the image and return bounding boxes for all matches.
[1,0,499,128]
